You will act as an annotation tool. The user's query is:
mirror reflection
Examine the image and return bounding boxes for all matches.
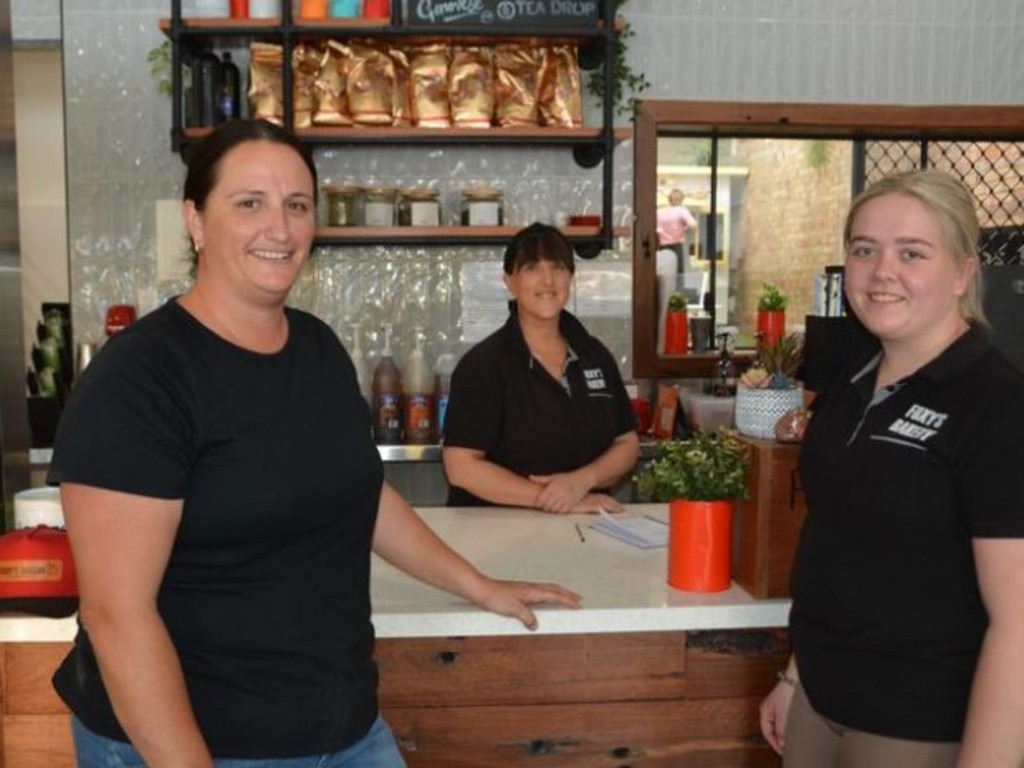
[653,136,853,353]
[632,101,1024,379]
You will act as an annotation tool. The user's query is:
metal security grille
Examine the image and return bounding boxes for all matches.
[859,140,1024,265]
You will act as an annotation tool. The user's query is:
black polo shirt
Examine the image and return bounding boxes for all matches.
[442,306,636,506]
[790,325,1024,741]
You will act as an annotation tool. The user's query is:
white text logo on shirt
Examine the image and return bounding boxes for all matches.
[886,403,948,444]
[583,368,608,391]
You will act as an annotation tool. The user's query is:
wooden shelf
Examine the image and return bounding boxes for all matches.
[179,125,631,144]
[312,225,630,247]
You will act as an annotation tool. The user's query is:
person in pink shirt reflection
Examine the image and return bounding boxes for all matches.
[656,188,697,273]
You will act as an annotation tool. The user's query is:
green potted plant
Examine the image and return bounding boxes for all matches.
[584,0,650,118]
[735,332,805,440]
[756,283,788,347]
[636,428,749,503]
[664,293,688,355]
[636,429,750,592]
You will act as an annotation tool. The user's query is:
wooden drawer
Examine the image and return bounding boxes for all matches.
[385,697,778,767]
[733,437,808,599]
[3,644,70,715]
[377,632,688,708]
[4,714,74,768]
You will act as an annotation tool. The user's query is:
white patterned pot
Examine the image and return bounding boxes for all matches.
[734,386,804,440]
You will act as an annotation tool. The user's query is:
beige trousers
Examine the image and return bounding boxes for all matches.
[784,684,961,768]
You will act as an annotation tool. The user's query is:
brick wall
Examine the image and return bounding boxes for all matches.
[734,140,853,333]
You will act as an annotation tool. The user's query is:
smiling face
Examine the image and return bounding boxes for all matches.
[844,191,975,351]
[504,256,573,323]
[184,139,316,307]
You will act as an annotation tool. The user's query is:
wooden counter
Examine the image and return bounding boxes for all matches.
[0,505,791,766]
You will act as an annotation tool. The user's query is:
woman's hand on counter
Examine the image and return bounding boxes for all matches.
[471,578,582,631]
[529,470,593,513]
[570,492,624,515]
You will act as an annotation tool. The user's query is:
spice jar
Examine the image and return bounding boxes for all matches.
[460,187,504,226]
[363,187,397,227]
[397,187,441,226]
[324,184,361,227]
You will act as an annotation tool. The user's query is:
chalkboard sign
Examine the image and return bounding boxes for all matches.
[405,0,599,28]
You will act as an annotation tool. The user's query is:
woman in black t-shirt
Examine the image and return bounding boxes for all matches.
[442,223,639,513]
[49,120,580,766]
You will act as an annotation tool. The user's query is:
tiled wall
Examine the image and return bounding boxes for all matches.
[628,0,1022,105]
[42,1,1024,374]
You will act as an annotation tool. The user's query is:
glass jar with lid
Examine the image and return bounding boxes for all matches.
[397,187,442,226]
[460,187,504,226]
[323,184,361,227]
[363,187,398,227]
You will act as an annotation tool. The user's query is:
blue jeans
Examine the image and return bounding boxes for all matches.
[72,714,407,767]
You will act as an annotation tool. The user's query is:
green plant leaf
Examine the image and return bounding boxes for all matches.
[635,429,750,502]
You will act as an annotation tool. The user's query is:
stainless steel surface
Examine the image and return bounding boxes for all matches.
[376,444,442,462]
[0,0,31,522]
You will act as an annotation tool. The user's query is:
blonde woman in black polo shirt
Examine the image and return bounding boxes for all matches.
[442,223,639,513]
[760,170,1024,767]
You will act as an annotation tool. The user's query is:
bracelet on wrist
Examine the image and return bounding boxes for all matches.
[777,670,798,687]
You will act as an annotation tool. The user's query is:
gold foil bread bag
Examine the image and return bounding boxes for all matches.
[292,42,323,129]
[449,46,494,128]
[313,40,353,126]
[348,40,397,126]
[494,44,543,127]
[409,44,451,128]
[539,46,582,128]
[390,46,412,127]
[248,42,284,125]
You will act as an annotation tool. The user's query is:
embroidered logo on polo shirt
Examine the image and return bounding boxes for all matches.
[885,403,948,445]
[583,368,608,392]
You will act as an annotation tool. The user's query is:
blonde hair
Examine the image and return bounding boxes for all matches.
[843,169,987,326]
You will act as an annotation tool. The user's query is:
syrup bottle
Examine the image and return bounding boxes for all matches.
[433,348,458,439]
[403,327,434,444]
[371,325,403,444]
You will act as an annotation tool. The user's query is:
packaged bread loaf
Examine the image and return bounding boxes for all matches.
[347,40,396,126]
[539,45,582,128]
[409,43,451,128]
[248,42,284,125]
[494,44,542,127]
[449,46,494,128]
[313,40,353,126]
[292,41,323,129]
[390,46,412,127]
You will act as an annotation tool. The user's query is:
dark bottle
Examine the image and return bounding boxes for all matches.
[192,48,221,127]
[218,52,241,122]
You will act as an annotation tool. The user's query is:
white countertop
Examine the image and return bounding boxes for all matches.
[0,505,791,643]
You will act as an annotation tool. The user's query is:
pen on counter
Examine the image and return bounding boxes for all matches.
[574,523,586,543]
[644,514,668,526]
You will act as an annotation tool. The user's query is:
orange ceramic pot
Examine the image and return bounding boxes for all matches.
[757,309,786,347]
[668,499,733,592]
[664,311,689,355]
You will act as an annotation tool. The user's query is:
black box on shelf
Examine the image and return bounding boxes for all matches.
[798,314,877,394]
[981,264,1024,375]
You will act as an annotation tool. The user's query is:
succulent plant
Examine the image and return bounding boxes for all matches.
[740,332,804,389]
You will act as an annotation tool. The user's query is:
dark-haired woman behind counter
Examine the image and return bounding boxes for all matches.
[442,223,639,514]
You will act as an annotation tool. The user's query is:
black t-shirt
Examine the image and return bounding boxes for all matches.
[790,326,1024,741]
[48,300,383,758]
[442,306,636,506]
